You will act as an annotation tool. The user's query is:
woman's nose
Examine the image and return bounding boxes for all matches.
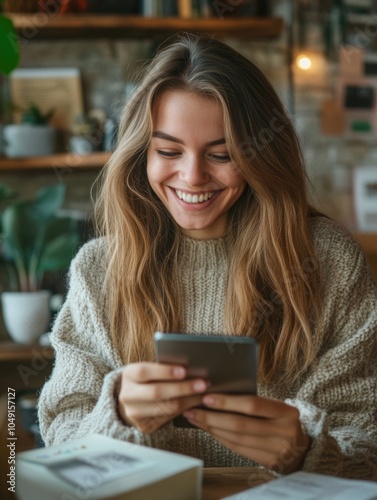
[179,155,209,186]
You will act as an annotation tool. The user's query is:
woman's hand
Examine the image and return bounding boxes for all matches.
[183,394,311,474]
[117,362,208,434]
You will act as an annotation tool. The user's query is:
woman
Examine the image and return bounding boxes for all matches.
[38,34,377,478]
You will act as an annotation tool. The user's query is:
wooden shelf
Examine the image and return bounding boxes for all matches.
[0,151,111,171]
[9,14,284,39]
[0,341,54,362]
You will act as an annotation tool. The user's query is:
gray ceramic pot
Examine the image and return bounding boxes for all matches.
[3,124,56,157]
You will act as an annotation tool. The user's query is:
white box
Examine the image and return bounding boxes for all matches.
[16,434,203,500]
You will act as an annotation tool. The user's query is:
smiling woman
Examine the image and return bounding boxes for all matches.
[38,33,377,479]
[147,91,246,239]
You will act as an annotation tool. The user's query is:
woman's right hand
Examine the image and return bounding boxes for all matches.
[117,362,208,434]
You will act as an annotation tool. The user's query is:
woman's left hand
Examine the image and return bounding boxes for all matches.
[183,394,311,474]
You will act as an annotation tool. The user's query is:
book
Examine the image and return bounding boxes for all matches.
[162,0,178,16]
[178,0,191,18]
[141,0,157,17]
[223,471,377,500]
[199,0,212,17]
[16,433,203,500]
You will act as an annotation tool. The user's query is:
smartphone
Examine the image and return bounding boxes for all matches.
[154,332,259,427]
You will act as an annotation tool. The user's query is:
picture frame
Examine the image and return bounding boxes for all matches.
[354,166,377,231]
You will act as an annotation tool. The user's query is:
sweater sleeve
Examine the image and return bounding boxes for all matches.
[287,219,377,479]
[37,239,173,449]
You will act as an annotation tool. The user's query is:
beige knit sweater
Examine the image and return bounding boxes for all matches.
[38,217,377,479]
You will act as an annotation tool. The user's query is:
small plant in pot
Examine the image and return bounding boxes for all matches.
[69,112,102,155]
[0,183,81,344]
[3,102,56,158]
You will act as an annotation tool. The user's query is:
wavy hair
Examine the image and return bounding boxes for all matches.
[95,33,323,387]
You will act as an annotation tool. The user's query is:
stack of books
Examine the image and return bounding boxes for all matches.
[141,0,262,18]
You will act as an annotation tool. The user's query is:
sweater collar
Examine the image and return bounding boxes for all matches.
[178,233,231,270]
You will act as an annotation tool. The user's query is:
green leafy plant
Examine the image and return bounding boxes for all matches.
[0,0,20,75]
[21,102,55,125]
[0,183,81,292]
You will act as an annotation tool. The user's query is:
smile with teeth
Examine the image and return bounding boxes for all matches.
[175,189,217,204]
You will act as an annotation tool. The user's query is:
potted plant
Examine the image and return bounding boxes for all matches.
[3,102,56,157]
[69,112,102,155]
[0,183,81,344]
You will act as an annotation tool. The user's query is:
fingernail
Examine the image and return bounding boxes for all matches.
[203,395,215,405]
[183,410,194,419]
[173,367,186,378]
[193,380,207,392]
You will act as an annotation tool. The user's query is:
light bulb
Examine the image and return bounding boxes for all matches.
[296,55,312,70]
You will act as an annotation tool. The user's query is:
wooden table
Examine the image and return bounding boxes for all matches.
[202,467,276,499]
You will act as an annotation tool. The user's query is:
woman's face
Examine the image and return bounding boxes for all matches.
[147,90,246,240]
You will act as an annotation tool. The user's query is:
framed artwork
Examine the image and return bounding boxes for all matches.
[354,166,377,231]
[10,68,84,132]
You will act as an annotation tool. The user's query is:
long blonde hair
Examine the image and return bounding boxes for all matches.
[95,33,323,387]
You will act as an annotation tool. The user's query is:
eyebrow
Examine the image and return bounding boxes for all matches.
[151,131,226,147]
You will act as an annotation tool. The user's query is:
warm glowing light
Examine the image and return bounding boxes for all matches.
[296,55,312,70]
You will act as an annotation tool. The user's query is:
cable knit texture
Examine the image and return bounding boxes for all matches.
[38,217,377,479]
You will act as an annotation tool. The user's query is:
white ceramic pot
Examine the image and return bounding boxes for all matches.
[1,291,52,344]
[3,124,56,158]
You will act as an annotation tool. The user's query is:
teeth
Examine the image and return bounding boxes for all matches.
[175,190,216,203]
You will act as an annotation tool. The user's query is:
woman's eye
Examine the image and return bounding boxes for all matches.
[156,150,179,158]
[209,154,231,163]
